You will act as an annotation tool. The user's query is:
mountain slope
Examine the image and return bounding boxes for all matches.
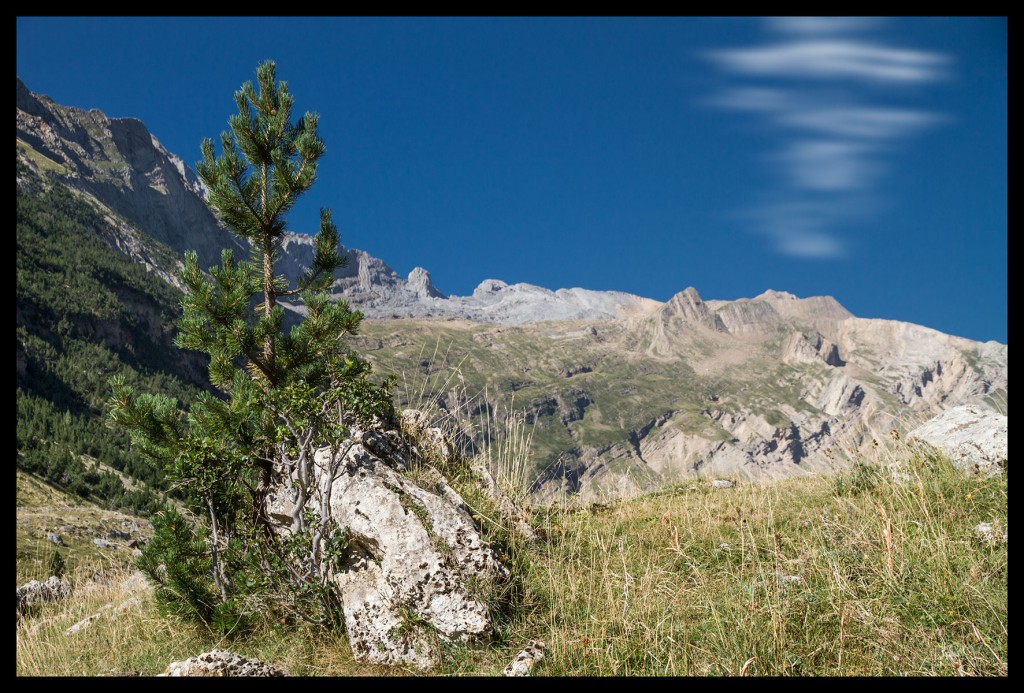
[353,286,1006,503]
[17,77,244,273]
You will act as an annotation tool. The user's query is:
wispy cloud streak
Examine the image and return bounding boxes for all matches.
[708,40,950,83]
[703,17,951,259]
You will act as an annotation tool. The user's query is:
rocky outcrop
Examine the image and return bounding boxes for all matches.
[265,415,520,670]
[660,287,728,333]
[560,389,594,424]
[329,437,505,668]
[714,298,783,335]
[813,372,866,416]
[783,331,845,367]
[401,409,538,543]
[837,318,1007,412]
[750,290,853,342]
[407,267,445,299]
[16,576,72,618]
[909,404,1008,477]
[159,650,287,677]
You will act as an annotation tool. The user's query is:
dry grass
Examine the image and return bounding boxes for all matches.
[16,411,1006,677]
[516,440,1007,676]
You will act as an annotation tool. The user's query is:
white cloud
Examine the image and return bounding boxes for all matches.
[708,39,950,84]
[778,106,943,139]
[775,229,846,258]
[706,87,791,112]
[781,140,878,191]
[739,201,850,259]
[710,88,943,139]
[702,18,951,259]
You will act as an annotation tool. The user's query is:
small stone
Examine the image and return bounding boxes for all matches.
[503,640,546,677]
[159,650,287,677]
[974,522,1007,544]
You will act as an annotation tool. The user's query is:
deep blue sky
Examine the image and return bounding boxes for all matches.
[17,17,1007,344]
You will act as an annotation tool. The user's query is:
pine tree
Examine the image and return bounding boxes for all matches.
[108,61,395,628]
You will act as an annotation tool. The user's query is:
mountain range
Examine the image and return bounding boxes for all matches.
[16,77,1008,504]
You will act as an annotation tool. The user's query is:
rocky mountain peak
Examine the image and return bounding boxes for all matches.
[16,77,47,117]
[660,287,728,333]
[473,279,509,298]
[750,290,853,341]
[754,289,798,301]
[407,267,446,299]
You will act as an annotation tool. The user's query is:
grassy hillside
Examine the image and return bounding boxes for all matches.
[16,470,154,587]
[352,319,714,474]
[16,438,1007,676]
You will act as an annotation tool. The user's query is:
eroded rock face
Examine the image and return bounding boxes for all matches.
[909,404,1008,477]
[783,331,845,367]
[266,422,511,670]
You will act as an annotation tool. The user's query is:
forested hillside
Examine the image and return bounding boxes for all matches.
[16,164,211,513]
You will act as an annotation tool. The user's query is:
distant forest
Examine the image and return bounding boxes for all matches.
[16,165,212,514]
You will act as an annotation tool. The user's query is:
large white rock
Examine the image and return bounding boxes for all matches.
[267,424,511,670]
[909,404,1008,477]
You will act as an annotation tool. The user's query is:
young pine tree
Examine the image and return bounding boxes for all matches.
[108,61,395,630]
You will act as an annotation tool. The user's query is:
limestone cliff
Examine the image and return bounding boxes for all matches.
[17,77,245,272]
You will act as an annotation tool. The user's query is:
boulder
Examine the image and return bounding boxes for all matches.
[909,404,1007,477]
[16,576,72,617]
[266,420,513,670]
[401,409,538,543]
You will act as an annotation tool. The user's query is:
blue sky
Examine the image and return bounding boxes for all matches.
[17,17,1007,344]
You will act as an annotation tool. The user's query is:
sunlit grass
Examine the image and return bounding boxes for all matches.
[17,416,1006,676]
